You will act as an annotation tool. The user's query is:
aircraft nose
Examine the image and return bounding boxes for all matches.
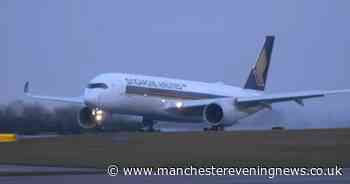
[84,93,99,107]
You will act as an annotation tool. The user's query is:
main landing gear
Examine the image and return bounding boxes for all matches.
[140,118,158,132]
[203,124,225,131]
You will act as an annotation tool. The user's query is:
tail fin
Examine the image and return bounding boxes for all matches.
[244,36,275,91]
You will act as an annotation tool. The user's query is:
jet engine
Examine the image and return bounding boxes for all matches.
[77,107,107,128]
[203,100,243,126]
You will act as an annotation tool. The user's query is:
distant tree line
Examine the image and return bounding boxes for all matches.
[0,100,141,135]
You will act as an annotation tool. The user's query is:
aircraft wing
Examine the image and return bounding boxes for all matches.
[165,98,227,109]
[166,89,350,113]
[235,89,350,107]
[24,82,84,104]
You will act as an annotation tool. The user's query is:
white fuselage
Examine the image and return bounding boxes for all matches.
[84,73,262,124]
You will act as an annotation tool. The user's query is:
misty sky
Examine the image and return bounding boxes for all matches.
[1,0,350,128]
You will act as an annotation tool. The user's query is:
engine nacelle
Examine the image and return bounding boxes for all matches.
[203,100,245,126]
[77,107,107,129]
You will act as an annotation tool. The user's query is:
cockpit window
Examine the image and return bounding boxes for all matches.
[87,83,108,89]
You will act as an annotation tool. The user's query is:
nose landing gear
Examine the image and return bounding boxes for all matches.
[91,108,105,124]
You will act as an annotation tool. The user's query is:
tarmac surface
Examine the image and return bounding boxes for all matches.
[0,172,349,184]
[2,129,349,168]
[0,165,100,175]
[1,129,349,183]
[0,165,349,184]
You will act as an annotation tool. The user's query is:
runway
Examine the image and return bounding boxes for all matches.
[0,165,100,176]
[0,165,348,184]
[0,169,349,184]
[1,129,349,168]
[1,129,349,183]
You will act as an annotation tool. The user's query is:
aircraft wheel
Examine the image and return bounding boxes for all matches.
[142,118,157,132]
[204,125,224,131]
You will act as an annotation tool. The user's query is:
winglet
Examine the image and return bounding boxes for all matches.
[24,81,29,94]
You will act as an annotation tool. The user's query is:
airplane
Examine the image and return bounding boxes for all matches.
[24,36,350,131]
